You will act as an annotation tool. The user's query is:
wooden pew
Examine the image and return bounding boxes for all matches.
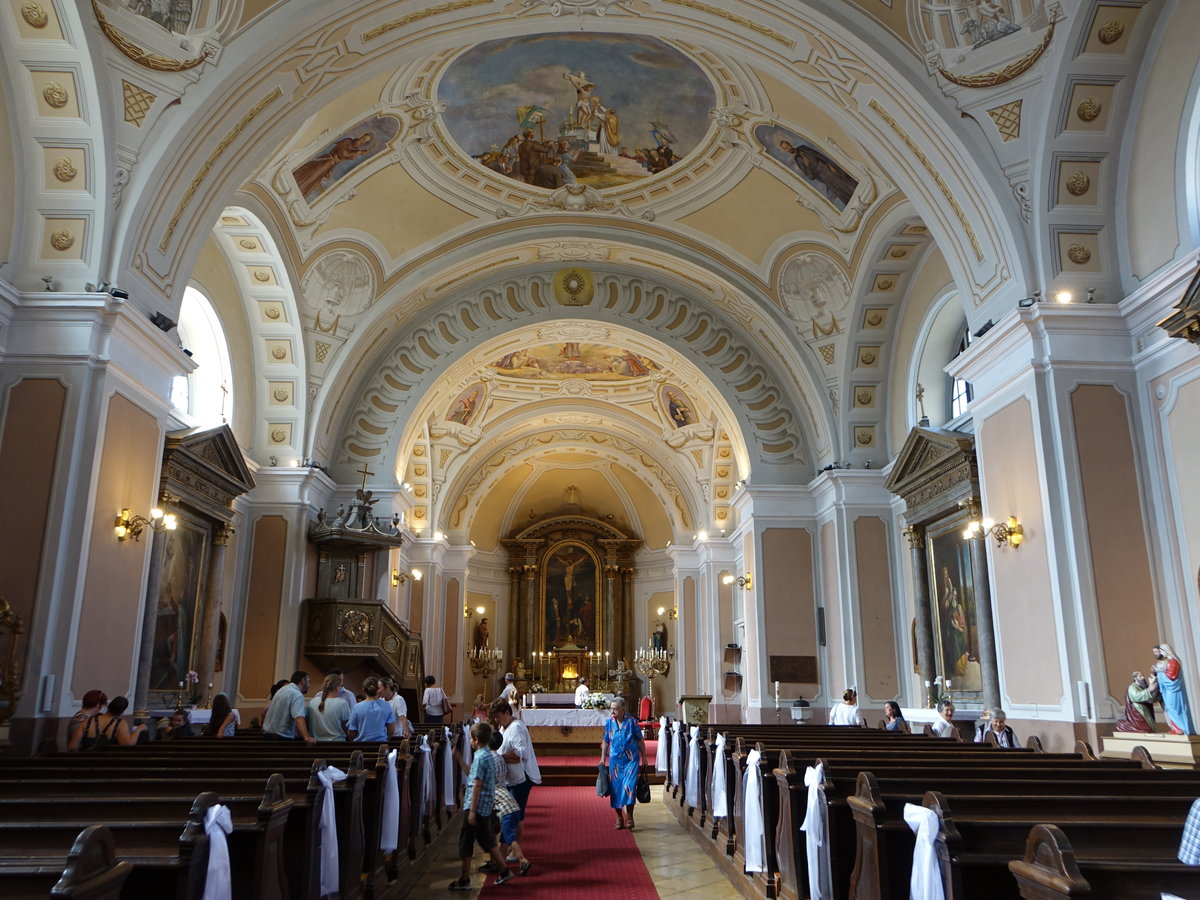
[0,791,212,900]
[1008,823,1200,900]
[0,824,132,900]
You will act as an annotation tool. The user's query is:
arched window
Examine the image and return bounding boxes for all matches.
[949,322,973,419]
[170,286,232,426]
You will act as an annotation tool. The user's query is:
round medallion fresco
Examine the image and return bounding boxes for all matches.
[440,33,716,190]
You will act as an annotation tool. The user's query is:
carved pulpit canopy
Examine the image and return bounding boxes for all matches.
[161,424,255,522]
[1158,263,1200,347]
[884,426,979,526]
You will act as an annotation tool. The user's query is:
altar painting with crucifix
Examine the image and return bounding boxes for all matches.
[541,543,599,650]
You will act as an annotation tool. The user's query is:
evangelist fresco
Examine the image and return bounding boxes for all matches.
[489,343,658,380]
[446,384,485,426]
[756,124,859,211]
[291,115,401,204]
[660,385,695,428]
[440,33,717,189]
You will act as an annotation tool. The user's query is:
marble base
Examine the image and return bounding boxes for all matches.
[1101,732,1200,768]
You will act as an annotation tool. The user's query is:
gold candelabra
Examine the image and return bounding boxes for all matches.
[467,647,503,677]
[633,646,670,699]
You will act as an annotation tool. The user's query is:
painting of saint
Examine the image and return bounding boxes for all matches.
[755,124,859,212]
[150,518,208,691]
[927,518,983,694]
[447,384,485,426]
[291,115,400,204]
[543,544,598,649]
[660,385,695,428]
[440,33,716,190]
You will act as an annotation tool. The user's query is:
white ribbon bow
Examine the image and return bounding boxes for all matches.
[685,725,702,810]
[743,748,766,873]
[317,766,348,897]
[711,733,728,818]
[655,717,669,772]
[419,735,436,821]
[799,764,832,900]
[904,803,946,900]
[670,721,683,786]
[380,748,399,852]
[443,726,457,807]
[201,803,232,900]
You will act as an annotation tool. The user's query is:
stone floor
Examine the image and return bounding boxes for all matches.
[406,784,742,899]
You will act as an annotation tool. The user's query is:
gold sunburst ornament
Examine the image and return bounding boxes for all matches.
[554,267,594,306]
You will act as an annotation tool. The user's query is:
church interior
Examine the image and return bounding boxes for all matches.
[3,0,1200,773]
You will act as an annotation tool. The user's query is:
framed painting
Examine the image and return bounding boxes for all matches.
[541,542,599,651]
[149,515,210,692]
[926,512,983,696]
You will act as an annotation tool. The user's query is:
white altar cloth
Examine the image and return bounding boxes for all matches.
[519,708,609,727]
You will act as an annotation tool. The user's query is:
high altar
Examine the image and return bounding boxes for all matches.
[500,494,641,696]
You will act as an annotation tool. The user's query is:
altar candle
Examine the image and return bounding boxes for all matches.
[924,680,931,687]
[945,680,951,689]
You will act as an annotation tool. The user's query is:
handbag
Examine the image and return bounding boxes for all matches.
[596,763,611,798]
[635,765,651,804]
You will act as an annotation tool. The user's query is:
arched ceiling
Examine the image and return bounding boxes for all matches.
[1,0,1180,544]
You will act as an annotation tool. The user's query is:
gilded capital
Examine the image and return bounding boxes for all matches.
[960,496,982,520]
[213,524,236,546]
[902,525,923,549]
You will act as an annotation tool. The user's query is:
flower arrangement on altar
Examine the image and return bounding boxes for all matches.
[529,683,546,694]
[584,695,610,710]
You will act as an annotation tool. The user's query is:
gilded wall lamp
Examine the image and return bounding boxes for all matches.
[963,515,1023,549]
[115,507,177,542]
[392,569,406,587]
[722,573,753,590]
[656,605,678,620]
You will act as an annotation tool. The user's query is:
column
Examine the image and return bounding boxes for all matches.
[904,524,936,708]
[603,564,618,654]
[507,567,521,659]
[522,565,538,655]
[197,524,234,697]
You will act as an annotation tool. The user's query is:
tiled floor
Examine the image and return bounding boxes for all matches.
[405,785,741,898]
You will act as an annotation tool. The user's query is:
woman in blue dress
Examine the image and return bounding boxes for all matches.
[601,696,646,830]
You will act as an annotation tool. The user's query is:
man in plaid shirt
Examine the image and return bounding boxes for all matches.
[450,722,514,890]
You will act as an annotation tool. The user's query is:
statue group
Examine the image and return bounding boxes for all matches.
[1115,643,1194,735]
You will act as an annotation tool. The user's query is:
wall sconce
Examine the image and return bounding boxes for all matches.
[963,515,1023,549]
[411,568,422,581]
[115,507,177,542]
[392,569,406,587]
[656,605,678,620]
[464,604,474,620]
[722,573,753,590]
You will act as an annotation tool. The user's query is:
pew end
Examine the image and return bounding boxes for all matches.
[1131,745,1161,771]
[1073,740,1097,761]
[1026,735,1045,753]
[50,824,133,900]
[1007,823,1090,899]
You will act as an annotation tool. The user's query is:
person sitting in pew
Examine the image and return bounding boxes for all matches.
[929,699,956,738]
[347,675,396,743]
[67,689,107,751]
[81,695,148,747]
[974,707,1018,747]
[202,693,239,738]
[307,672,351,741]
[263,670,316,744]
[160,707,194,740]
[882,700,906,732]
[829,688,865,726]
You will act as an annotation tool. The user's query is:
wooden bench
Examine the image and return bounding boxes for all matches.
[0,824,133,900]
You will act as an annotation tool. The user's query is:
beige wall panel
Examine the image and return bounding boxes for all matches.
[443,578,459,697]
[1126,2,1200,278]
[978,397,1063,705]
[0,379,65,674]
[742,532,758,702]
[855,516,898,700]
[1165,374,1200,624]
[409,579,424,635]
[73,394,162,697]
[1070,385,1158,703]
[762,528,818,697]
[237,515,288,700]
[820,520,841,704]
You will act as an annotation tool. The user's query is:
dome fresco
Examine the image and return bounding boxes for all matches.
[439,33,717,189]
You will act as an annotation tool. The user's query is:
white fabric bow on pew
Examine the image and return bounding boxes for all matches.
[201,803,233,900]
[419,735,436,822]
[381,748,399,852]
[904,802,945,900]
[685,725,702,810]
[711,733,728,818]
[799,764,832,900]
[743,748,766,873]
[656,717,669,773]
[443,726,457,807]
[670,721,683,786]
[317,765,348,897]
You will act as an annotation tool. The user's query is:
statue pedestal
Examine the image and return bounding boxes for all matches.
[1101,732,1200,768]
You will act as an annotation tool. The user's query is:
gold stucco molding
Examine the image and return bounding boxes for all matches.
[91,0,209,72]
[936,15,1059,89]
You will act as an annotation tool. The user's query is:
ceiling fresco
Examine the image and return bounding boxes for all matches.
[439,33,717,190]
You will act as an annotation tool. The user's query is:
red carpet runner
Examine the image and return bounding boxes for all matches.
[478,784,659,899]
